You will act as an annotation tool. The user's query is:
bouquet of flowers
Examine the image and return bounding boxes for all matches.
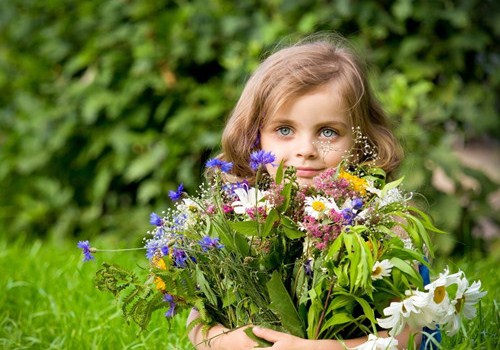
[79,143,486,348]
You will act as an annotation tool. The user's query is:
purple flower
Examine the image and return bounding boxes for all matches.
[198,236,224,252]
[163,293,176,318]
[168,183,184,201]
[249,150,275,170]
[150,212,163,226]
[205,158,233,173]
[77,240,95,262]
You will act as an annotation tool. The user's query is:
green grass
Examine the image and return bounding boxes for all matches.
[0,236,192,350]
[1,235,498,349]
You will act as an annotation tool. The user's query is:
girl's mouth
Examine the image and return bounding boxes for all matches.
[295,167,324,178]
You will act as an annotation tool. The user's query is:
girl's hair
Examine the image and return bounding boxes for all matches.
[220,35,403,180]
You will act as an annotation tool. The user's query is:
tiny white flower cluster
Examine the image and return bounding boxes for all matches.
[377,268,487,337]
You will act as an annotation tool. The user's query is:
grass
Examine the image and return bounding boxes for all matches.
[1,235,498,349]
[0,235,192,350]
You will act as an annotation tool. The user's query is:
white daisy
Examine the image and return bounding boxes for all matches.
[231,187,269,215]
[304,195,339,219]
[371,259,393,280]
[377,289,431,336]
[351,334,398,350]
[441,274,487,336]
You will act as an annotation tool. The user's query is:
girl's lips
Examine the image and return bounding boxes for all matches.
[295,167,324,178]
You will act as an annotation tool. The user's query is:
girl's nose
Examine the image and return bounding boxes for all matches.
[295,136,318,159]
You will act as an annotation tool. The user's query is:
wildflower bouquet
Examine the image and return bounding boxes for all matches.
[80,146,486,347]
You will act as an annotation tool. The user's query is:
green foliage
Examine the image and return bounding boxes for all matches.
[0,0,498,257]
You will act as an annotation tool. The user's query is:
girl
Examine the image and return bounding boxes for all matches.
[188,35,434,349]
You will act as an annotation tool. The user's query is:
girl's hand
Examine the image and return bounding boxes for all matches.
[188,309,258,350]
[251,327,309,350]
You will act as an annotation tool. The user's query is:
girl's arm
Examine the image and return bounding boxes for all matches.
[188,308,421,350]
[251,326,421,350]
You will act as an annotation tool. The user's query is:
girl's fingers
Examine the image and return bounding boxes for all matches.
[252,326,284,343]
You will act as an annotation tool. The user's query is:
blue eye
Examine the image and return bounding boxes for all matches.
[277,127,292,136]
[321,128,337,138]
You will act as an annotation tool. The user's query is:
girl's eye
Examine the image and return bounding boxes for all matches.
[277,127,292,136]
[320,128,337,138]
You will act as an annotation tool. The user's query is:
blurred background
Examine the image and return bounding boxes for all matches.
[0,0,498,257]
[1,1,499,348]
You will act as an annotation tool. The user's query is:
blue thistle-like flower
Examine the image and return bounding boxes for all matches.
[205,158,233,173]
[198,236,224,252]
[168,183,184,202]
[249,150,276,170]
[163,293,176,318]
[149,212,163,226]
[77,240,95,262]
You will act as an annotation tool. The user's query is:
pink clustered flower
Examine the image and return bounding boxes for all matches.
[313,168,358,200]
[301,210,345,250]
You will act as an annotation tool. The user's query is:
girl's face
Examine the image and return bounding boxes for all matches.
[260,83,354,186]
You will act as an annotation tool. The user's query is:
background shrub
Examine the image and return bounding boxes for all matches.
[0,0,498,256]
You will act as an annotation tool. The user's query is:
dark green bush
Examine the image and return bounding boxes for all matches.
[0,0,498,255]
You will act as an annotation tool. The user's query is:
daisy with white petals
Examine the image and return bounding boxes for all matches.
[371,259,393,280]
[304,195,339,219]
[232,187,270,215]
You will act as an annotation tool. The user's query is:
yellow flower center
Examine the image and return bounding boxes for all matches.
[433,285,446,304]
[312,201,326,212]
[372,266,382,276]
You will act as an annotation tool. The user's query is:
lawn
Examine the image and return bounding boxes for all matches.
[1,235,498,349]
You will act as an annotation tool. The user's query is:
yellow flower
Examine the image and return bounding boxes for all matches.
[152,256,167,291]
[339,171,368,196]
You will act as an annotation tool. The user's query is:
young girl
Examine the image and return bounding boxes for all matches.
[187,36,432,349]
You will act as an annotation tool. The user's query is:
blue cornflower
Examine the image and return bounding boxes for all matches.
[341,208,355,225]
[77,240,95,262]
[145,240,159,260]
[249,150,276,170]
[150,212,163,226]
[198,236,224,252]
[160,245,169,256]
[205,158,233,173]
[168,183,184,202]
[352,198,363,210]
[172,248,188,268]
[163,293,176,318]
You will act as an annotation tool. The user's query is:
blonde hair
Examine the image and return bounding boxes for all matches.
[220,36,403,180]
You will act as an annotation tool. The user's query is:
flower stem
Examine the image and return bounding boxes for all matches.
[314,277,336,339]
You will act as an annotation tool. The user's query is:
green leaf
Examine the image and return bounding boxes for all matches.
[244,327,274,347]
[195,266,217,305]
[267,271,305,338]
[228,220,260,236]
